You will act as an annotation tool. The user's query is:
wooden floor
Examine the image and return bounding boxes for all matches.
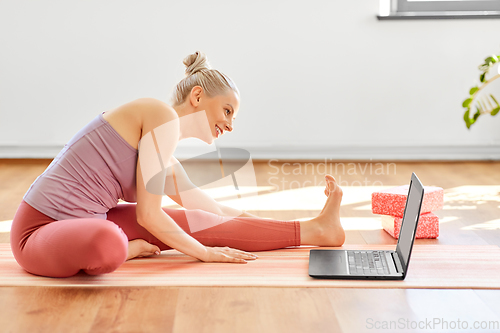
[1,159,500,332]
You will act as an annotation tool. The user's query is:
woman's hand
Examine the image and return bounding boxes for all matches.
[200,246,258,264]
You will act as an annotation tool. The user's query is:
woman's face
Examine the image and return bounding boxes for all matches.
[194,89,240,143]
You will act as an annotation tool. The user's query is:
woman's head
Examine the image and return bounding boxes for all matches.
[172,51,239,107]
[172,51,240,144]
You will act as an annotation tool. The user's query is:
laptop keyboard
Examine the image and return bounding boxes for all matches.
[347,251,390,275]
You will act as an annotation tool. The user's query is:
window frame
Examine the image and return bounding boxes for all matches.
[378,0,500,19]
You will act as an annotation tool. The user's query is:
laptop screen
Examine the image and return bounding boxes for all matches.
[395,173,424,272]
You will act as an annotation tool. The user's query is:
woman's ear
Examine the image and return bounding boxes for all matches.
[190,86,203,107]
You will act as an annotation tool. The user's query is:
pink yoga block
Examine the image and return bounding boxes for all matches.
[372,185,444,217]
[381,213,439,239]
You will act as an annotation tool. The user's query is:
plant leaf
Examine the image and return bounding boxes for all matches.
[480,73,486,83]
[462,98,473,108]
[464,109,471,129]
[491,94,499,107]
[473,109,480,121]
[469,87,479,95]
[491,106,500,116]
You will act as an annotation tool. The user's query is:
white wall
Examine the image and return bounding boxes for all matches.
[1,0,499,160]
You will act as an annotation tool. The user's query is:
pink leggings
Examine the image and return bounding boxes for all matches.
[10,200,300,278]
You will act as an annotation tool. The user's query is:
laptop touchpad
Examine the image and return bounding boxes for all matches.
[309,250,349,276]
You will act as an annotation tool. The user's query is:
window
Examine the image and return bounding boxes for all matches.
[378,0,500,19]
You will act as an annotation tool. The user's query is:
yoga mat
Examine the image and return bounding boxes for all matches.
[1,244,500,288]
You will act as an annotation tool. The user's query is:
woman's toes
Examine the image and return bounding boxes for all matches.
[151,244,161,256]
[142,243,160,257]
[325,175,335,186]
[128,239,161,259]
[325,174,336,182]
[324,175,340,195]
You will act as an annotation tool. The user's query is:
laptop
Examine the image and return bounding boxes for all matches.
[308,172,424,280]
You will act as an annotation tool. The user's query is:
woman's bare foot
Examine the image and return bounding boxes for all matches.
[127,239,161,260]
[299,174,346,247]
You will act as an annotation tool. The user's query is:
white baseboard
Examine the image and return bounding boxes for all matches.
[0,145,64,159]
[228,144,500,161]
[1,144,499,161]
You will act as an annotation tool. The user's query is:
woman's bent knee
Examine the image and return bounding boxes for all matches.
[82,222,128,275]
[13,219,129,278]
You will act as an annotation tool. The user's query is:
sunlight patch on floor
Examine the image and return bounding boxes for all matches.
[160,185,500,216]
[445,186,500,203]
[341,217,383,230]
[353,204,373,211]
[462,219,500,230]
[161,196,182,208]
[439,216,459,224]
[216,186,387,211]
[0,220,12,232]
[442,205,477,210]
[294,216,383,230]
[202,185,275,199]
[160,185,275,208]
[442,186,500,211]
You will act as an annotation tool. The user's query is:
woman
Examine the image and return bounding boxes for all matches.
[10,51,345,278]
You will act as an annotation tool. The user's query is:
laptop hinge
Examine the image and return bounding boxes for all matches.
[391,252,404,274]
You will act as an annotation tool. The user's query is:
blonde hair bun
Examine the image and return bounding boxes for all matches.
[172,51,239,106]
[183,51,211,76]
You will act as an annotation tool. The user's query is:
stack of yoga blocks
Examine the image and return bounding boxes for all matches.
[371,185,444,239]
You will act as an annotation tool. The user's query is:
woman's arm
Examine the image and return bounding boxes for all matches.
[137,159,208,260]
[134,102,207,258]
[165,156,262,219]
[134,100,256,263]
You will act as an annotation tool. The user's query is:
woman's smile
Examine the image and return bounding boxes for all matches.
[215,124,223,138]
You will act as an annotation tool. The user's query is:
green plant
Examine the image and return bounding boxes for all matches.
[463,54,500,129]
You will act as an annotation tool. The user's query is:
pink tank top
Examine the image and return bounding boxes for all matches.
[23,112,138,220]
